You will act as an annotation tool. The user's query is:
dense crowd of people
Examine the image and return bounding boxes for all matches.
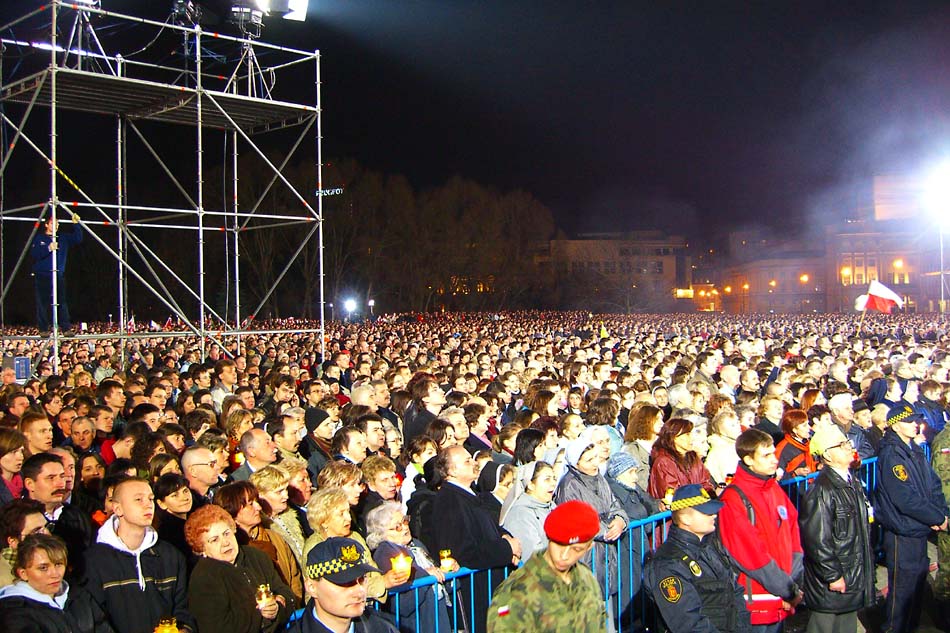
[0,310,948,633]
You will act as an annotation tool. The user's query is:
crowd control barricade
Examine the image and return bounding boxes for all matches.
[294,455,894,633]
[371,565,513,633]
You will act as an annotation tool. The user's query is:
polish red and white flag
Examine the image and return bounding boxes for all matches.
[854,280,904,314]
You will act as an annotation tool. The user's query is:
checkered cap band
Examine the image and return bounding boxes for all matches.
[668,488,712,511]
[886,406,916,426]
[305,544,362,579]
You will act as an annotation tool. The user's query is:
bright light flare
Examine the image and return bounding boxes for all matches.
[285,0,309,21]
[922,162,950,230]
[343,299,357,313]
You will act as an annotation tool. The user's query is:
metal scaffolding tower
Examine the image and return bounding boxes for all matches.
[0,1,325,370]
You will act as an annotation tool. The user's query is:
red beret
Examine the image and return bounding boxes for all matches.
[544,500,600,545]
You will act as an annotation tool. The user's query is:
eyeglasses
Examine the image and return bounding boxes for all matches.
[826,440,853,451]
[388,517,410,531]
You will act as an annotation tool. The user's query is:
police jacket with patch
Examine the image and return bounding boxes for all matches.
[644,525,751,633]
[873,429,948,538]
[798,467,874,614]
[285,603,397,633]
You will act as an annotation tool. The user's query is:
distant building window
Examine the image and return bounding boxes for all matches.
[652,261,664,274]
[855,273,864,285]
[619,247,630,257]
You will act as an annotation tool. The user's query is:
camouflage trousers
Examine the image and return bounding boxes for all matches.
[935,532,950,601]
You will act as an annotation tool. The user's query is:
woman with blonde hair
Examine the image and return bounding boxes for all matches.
[249,466,305,565]
[303,488,407,606]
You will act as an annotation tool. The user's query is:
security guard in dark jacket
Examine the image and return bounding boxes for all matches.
[645,485,751,633]
[873,405,950,633]
[799,425,874,633]
[286,537,397,633]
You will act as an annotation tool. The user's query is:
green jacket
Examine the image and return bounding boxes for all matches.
[487,549,606,633]
[931,426,950,505]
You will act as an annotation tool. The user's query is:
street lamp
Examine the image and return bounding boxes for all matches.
[328,302,334,321]
[343,298,356,320]
[368,299,375,316]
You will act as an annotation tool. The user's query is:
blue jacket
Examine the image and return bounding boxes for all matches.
[873,429,949,537]
[31,226,82,275]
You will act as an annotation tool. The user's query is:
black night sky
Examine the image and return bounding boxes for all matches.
[5,0,950,238]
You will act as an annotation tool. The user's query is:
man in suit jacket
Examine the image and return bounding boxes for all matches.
[231,428,278,481]
[429,446,521,632]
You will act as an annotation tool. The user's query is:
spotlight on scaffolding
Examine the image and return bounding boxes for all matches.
[172,0,202,26]
[197,0,308,38]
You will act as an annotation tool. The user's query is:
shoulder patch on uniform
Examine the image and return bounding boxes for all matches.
[659,576,683,603]
[689,561,702,577]
[893,464,909,481]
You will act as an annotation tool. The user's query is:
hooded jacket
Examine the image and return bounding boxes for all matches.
[0,580,114,633]
[81,517,196,633]
[501,493,554,559]
[555,465,628,596]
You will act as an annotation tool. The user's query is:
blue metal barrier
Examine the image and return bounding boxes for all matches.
[372,564,514,633]
[357,456,891,633]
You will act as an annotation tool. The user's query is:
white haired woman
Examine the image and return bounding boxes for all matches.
[365,501,452,633]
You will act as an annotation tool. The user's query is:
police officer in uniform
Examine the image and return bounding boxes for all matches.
[286,536,397,633]
[645,484,751,633]
[874,404,949,633]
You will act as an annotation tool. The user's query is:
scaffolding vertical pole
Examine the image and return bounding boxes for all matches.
[232,124,240,352]
[114,53,124,366]
[316,51,325,363]
[116,115,126,366]
[196,26,207,359]
[49,1,61,372]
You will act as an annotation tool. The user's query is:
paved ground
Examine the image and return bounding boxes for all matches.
[785,540,945,633]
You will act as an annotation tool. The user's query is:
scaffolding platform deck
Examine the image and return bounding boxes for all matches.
[1,67,317,134]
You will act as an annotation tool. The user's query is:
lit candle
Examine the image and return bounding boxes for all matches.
[154,618,179,633]
[255,584,273,610]
[391,553,413,577]
[439,549,456,572]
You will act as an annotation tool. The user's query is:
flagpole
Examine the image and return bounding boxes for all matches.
[857,306,868,334]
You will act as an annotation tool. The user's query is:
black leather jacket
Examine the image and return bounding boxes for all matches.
[798,467,875,613]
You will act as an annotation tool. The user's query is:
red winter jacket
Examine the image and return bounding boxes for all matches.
[647,447,714,499]
[718,464,802,625]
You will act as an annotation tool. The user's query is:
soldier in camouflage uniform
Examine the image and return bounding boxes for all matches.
[487,500,606,633]
[931,423,950,602]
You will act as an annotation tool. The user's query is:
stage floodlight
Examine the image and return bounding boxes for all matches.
[284,0,309,21]
[923,162,950,230]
